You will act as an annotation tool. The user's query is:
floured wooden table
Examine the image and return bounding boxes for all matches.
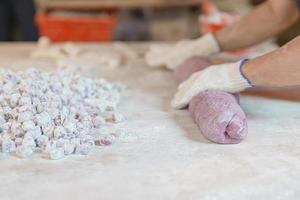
[0,42,300,200]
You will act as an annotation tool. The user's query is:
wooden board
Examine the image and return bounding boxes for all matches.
[38,0,204,11]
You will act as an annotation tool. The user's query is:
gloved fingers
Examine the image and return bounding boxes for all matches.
[145,52,166,67]
[160,40,197,70]
[165,52,194,70]
[172,81,205,109]
[175,39,193,47]
[164,51,183,69]
[146,40,200,69]
[148,43,171,52]
[171,89,192,109]
[165,43,208,70]
[178,70,202,90]
[172,78,203,108]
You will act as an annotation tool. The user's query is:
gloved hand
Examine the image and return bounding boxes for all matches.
[171,59,252,109]
[145,33,220,70]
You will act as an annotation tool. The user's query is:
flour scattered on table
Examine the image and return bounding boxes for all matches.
[0,67,126,159]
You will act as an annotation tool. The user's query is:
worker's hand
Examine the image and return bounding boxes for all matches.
[171,59,252,109]
[145,33,220,70]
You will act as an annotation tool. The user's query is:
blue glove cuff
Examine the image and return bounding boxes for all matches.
[239,59,253,87]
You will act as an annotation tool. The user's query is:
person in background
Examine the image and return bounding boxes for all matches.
[114,10,150,41]
[0,0,38,41]
[146,0,300,109]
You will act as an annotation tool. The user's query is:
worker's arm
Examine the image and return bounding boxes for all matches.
[243,35,300,87]
[216,0,299,51]
[171,36,300,109]
[146,0,299,70]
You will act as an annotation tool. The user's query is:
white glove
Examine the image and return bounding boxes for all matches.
[145,33,220,70]
[171,60,252,109]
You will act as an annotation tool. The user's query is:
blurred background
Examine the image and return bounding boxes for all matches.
[0,0,299,45]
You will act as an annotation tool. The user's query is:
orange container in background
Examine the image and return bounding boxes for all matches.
[36,12,117,42]
[199,19,224,33]
[199,0,240,34]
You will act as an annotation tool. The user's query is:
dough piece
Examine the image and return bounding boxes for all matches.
[37,36,51,48]
[174,56,247,144]
[30,39,81,60]
[30,46,66,59]
[113,42,139,61]
[31,37,138,69]
[79,50,122,68]
[146,40,191,68]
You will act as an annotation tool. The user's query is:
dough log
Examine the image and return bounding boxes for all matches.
[174,56,248,144]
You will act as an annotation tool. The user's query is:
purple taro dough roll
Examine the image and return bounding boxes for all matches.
[174,56,248,144]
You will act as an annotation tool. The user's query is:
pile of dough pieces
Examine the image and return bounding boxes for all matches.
[0,68,126,159]
[30,37,139,69]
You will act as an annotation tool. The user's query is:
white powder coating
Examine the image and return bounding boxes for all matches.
[0,68,126,159]
[1,42,294,200]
